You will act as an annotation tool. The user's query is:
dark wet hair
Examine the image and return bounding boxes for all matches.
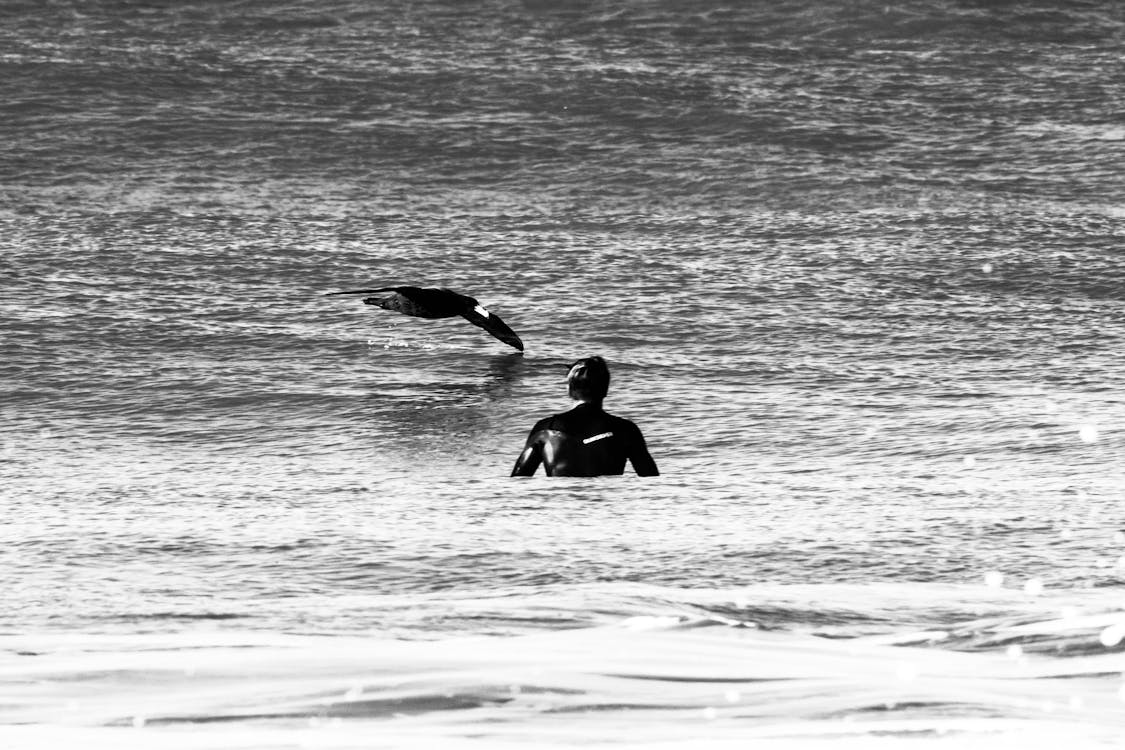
[567,356,610,402]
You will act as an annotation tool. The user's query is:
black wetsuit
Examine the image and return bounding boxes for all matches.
[510,402,659,477]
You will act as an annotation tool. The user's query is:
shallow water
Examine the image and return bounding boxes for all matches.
[2,0,1125,746]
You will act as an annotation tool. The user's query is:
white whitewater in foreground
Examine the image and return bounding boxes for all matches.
[3,583,1125,749]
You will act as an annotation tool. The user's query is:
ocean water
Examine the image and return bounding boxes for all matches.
[2,0,1125,746]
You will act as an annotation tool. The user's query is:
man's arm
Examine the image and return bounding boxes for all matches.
[511,431,544,476]
[628,424,659,476]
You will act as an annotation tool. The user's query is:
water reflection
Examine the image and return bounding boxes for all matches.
[354,352,528,465]
[483,352,526,402]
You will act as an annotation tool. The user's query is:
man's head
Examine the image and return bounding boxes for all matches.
[567,356,610,402]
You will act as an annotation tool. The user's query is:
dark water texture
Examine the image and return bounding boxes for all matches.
[3,0,1124,214]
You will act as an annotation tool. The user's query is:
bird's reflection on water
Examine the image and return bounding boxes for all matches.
[353,352,530,467]
[482,352,525,402]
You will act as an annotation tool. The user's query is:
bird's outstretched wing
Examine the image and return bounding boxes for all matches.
[324,287,401,296]
[460,304,524,351]
[326,286,451,318]
[327,286,524,350]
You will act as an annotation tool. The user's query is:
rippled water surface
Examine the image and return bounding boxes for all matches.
[2,1,1125,746]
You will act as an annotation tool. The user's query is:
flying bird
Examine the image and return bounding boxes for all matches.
[327,286,524,351]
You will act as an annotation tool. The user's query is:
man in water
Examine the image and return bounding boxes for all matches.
[511,356,659,477]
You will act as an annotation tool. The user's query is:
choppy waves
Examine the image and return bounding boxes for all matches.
[2,0,1123,215]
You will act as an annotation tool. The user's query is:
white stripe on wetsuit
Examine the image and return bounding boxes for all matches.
[583,431,614,444]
